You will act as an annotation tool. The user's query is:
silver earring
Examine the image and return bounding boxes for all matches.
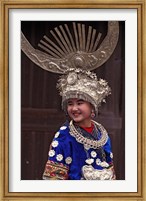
[91,110,95,118]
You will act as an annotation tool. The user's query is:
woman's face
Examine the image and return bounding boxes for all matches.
[67,98,93,127]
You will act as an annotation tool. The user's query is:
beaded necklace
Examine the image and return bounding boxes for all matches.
[69,120,108,149]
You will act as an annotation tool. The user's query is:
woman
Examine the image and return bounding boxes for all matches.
[42,68,116,180]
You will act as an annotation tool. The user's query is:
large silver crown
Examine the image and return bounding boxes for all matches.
[21,21,119,110]
[21,21,119,73]
[57,68,111,112]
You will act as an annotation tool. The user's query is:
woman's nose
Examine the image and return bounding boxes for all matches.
[72,104,78,111]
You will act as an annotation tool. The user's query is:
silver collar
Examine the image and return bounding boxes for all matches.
[69,120,108,149]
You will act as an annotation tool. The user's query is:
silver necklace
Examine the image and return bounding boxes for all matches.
[69,120,108,149]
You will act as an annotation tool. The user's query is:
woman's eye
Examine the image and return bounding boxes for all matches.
[78,101,83,105]
[67,102,73,106]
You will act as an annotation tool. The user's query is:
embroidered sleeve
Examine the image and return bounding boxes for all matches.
[103,136,116,179]
[42,160,69,180]
[42,126,70,180]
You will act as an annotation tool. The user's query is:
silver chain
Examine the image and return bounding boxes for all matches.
[69,120,108,149]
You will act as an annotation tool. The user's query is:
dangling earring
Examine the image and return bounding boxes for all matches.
[91,110,95,118]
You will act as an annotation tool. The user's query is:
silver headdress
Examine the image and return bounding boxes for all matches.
[57,68,111,112]
[21,21,119,111]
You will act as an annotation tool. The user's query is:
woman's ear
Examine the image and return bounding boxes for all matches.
[90,104,96,118]
[91,109,95,118]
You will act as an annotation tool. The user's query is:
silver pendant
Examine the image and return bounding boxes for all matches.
[85,158,94,165]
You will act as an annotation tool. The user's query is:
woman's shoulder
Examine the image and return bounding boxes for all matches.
[60,121,70,132]
[54,121,70,139]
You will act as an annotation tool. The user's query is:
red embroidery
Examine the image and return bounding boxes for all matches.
[81,123,94,133]
[43,160,69,180]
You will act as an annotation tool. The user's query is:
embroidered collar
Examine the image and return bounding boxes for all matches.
[75,123,98,140]
[69,120,108,149]
[80,123,94,134]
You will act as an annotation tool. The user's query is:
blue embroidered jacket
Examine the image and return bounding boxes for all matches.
[43,121,115,180]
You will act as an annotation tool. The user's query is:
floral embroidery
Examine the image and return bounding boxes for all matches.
[91,151,97,158]
[96,158,101,165]
[110,152,113,158]
[56,154,63,161]
[43,160,69,180]
[55,132,60,138]
[100,161,109,168]
[49,150,55,157]
[85,158,94,165]
[65,157,72,164]
[52,140,59,148]
[60,126,67,130]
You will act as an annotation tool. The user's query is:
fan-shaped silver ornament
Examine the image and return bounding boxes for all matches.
[21,21,119,74]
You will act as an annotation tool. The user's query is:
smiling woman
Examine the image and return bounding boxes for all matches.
[66,99,93,127]
[42,66,116,180]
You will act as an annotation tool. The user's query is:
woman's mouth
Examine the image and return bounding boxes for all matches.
[72,112,81,117]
